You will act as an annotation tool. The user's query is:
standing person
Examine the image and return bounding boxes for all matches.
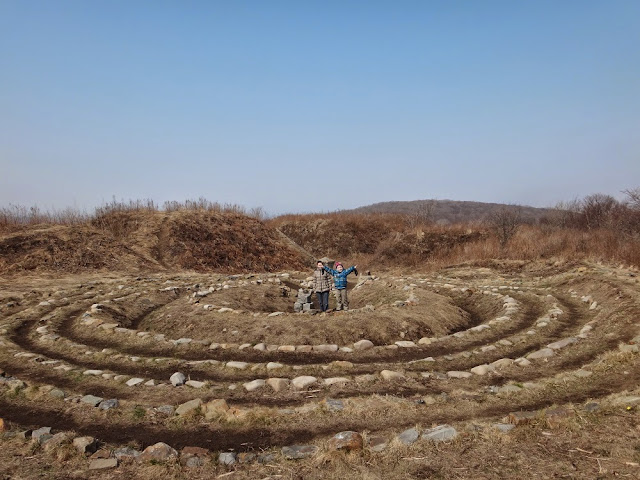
[324,261,357,311]
[312,260,333,312]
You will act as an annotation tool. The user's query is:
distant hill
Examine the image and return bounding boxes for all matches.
[345,199,554,224]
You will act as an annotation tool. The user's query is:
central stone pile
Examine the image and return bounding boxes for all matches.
[294,289,315,313]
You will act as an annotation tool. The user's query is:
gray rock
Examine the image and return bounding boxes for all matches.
[98,399,119,410]
[170,372,186,386]
[282,445,318,459]
[114,446,141,460]
[368,436,388,452]
[291,376,317,390]
[155,405,175,416]
[353,339,374,351]
[89,459,118,470]
[547,337,578,350]
[80,395,104,407]
[176,398,202,416]
[526,348,554,360]
[125,377,145,387]
[218,452,237,465]
[243,379,266,392]
[397,427,420,445]
[422,425,458,442]
[31,427,52,441]
[185,456,204,467]
[49,388,65,399]
[324,398,344,411]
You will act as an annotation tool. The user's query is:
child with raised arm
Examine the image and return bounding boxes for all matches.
[324,261,357,311]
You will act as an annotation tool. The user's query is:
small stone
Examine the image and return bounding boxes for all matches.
[113,447,142,460]
[380,370,405,381]
[418,337,432,345]
[155,405,175,416]
[313,344,339,352]
[138,442,178,463]
[422,425,457,442]
[353,339,374,350]
[281,445,318,459]
[49,388,65,399]
[397,428,419,445]
[328,431,363,451]
[185,456,204,467]
[266,362,284,370]
[368,436,388,452]
[547,337,578,350]
[219,452,237,465]
[292,376,317,390]
[395,341,417,348]
[253,343,266,351]
[31,426,52,442]
[491,358,514,369]
[186,380,206,388]
[80,395,104,407]
[243,379,266,392]
[126,378,145,387]
[203,399,229,419]
[323,398,345,411]
[272,345,295,354]
[89,459,118,470]
[226,361,249,370]
[470,365,493,376]
[266,378,290,392]
[170,372,186,386]
[98,399,119,410]
[447,371,472,379]
[527,348,554,360]
[176,399,203,416]
[73,436,98,454]
[83,369,103,376]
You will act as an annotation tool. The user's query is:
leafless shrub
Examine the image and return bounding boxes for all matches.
[488,206,522,247]
[405,200,435,229]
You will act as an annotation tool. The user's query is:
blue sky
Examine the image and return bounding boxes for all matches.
[1,1,639,214]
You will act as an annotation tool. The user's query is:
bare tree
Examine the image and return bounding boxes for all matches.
[489,206,522,247]
[405,199,436,229]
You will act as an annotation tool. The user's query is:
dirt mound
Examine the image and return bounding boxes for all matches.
[270,213,484,264]
[0,211,307,274]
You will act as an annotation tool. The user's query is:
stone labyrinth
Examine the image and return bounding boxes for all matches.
[1,264,640,470]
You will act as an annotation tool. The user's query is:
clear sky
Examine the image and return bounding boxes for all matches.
[1,1,639,215]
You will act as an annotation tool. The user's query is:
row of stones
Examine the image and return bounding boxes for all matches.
[7,295,575,399]
[6,388,640,472]
[73,287,524,358]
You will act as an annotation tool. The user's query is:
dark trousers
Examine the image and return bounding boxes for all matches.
[316,290,329,312]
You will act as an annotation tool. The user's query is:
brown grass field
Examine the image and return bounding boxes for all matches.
[1,201,640,479]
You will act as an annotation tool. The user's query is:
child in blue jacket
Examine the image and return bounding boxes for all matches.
[324,262,357,311]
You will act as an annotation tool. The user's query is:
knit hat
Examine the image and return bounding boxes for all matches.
[335,262,343,268]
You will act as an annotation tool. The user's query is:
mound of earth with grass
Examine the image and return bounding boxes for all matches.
[269,213,485,264]
[0,210,309,274]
